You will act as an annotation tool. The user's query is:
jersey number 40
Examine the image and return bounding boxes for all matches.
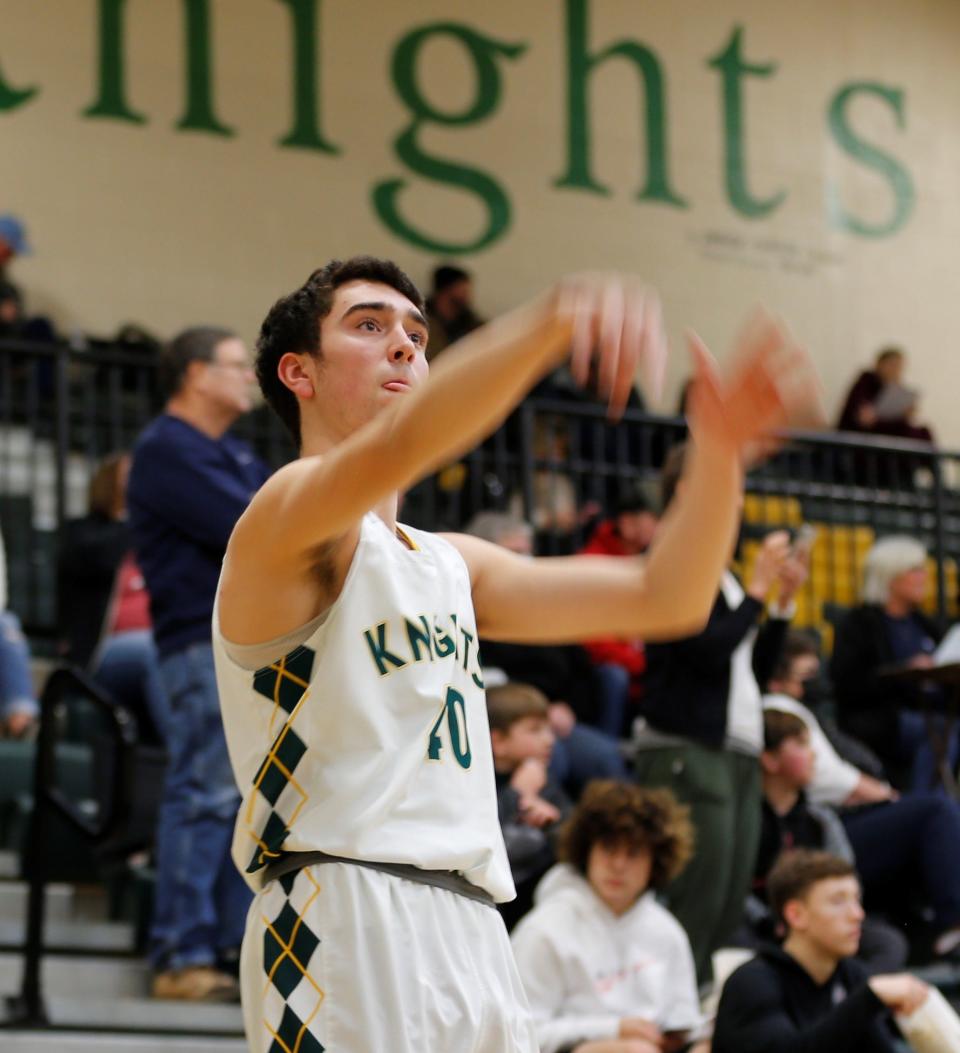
[427,686,472,769]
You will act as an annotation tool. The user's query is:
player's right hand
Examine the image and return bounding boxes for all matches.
[555,274,668,422]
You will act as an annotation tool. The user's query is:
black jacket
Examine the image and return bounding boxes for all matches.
[713,946,897,1053]
[56,515,131,667]
[830,604,941,774]
[641,586,788,748]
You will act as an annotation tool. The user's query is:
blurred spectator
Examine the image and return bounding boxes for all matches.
[58,453,169,745]
[633,444,805,984]
[753,710,907,973]
[714,850,924,1053]
[767,633,960,960]
[766,631,890,800]
[511,781,705,1053]
[489,682,571,930]
[0,528,39,738]
[837,347,934,444]
[424,264,485,360]
[467,511,628,796]
[510,413,594,554]
[128,326,268,1001]
[831,535,959,792]
[0,214,55,346]
[579,487,659,736]
[0,214,29,283]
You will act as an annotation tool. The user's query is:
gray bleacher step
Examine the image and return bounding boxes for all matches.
[3,1034,245,1053]
[0,952,152,1000]
[0,852,18,879]
[44,995,244,1034]
[0,916,134,952]
[0,883,76,923]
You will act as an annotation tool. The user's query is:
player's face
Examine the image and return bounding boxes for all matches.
[790,876,864,960]
[313,280,429,437]
[586,839,653,916]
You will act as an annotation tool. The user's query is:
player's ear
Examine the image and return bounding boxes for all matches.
[278,352,316,400]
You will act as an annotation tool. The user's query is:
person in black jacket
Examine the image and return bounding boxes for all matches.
[714,849,927,1053]
[831,534,957,792]
[633,444,806,983]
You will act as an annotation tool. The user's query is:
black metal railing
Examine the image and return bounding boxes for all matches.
[1,336,958,641]
[2,666,139,1028]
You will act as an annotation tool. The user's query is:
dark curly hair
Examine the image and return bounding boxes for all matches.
[255,256,424,445]
[559,780,694,892]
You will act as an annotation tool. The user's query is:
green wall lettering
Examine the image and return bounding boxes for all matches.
[0,55,38,112]
[277,0,340,153]
[708,25,786,219]
[373,22,526,255]
[82,0,147,123]
[554,0,686,207]
[826,82,914,238]
[177,0,234,136]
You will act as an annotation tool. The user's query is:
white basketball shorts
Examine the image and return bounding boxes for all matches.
[240,860,538,1052]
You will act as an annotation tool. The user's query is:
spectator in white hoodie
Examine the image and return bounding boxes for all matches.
[511,780,707,1053]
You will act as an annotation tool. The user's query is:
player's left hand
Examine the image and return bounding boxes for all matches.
[685,311,824,460]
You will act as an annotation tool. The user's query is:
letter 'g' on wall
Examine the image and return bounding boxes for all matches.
[826,82,914,238]
[373,23,527,255]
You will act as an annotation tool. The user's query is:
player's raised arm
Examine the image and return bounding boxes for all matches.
[229,268,664,568]
[448,313,822,644]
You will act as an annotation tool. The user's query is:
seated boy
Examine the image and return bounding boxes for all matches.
[753,710,907,972]
[511,780,706,1053]
[714,849,928,1053]
[489,682,571,928]
[765,638,960,958]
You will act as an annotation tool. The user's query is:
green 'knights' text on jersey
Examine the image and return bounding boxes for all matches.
[213,512,515,902]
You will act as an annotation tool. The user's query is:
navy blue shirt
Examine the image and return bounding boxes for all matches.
[127,414,270,657]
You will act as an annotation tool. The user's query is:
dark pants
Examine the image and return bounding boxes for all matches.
[843,793,960,932]
[635,744,761,985]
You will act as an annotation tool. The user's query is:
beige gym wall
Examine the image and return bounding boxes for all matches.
[3,1,959,438]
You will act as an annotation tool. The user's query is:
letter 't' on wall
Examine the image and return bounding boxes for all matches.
[708,25,786,219]
[373,22,527,255]
[826,82,914,238]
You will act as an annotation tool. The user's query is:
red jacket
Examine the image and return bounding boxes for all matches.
[578,520,646,680]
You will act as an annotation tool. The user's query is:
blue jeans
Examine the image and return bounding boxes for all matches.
[899,711,960,795]
[843,793,960,931]
[94,629,172,745]
[550,722,628,797]
[149,641,251,971]
[0,610,38,722]
[594,663,631,738]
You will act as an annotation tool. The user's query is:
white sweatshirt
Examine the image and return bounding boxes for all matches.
[511,864,702,1053]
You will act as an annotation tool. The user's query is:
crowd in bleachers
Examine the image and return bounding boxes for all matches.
[2,217,959,1049]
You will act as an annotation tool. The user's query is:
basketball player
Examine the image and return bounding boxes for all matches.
[213,257,815,1052]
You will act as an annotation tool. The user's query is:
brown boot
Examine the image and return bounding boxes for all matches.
[152,965,241,1002]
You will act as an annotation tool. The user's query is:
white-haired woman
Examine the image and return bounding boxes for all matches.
[831,535,958,791]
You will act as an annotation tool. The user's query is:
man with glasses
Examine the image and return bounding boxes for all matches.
[128,326,269,1000]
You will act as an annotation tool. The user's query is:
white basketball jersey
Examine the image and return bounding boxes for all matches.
[213,513,515,902]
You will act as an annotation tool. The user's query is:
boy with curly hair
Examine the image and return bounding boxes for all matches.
[511,780,707,1053]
